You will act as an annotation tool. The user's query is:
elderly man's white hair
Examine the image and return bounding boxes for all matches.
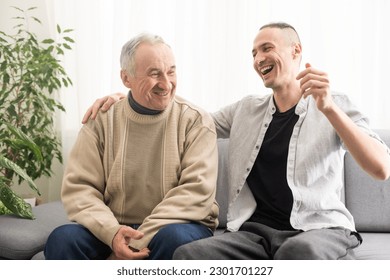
[120,33,168,76]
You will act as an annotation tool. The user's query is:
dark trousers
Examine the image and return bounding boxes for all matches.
[173,222,361,260]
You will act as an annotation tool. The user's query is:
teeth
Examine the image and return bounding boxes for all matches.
[155,92,168,96]
[260,65,273,75]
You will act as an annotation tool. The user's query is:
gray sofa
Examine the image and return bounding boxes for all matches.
[1,130,390,260]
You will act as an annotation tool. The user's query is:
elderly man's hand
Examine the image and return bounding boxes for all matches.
[109,226,150,260]
[82,93,126,124]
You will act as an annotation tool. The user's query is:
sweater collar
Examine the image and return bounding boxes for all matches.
[128,90,163,115]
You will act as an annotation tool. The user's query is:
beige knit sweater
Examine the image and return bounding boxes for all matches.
[61,95,219,250]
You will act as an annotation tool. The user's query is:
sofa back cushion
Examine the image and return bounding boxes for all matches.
[344,129,390,232]
[216,138,230,228]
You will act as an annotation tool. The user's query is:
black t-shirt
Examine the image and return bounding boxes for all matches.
[246,104,299,230]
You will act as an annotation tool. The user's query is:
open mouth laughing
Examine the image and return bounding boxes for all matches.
[260,65,274,76]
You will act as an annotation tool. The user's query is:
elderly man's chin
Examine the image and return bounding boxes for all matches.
[152,93,175,110]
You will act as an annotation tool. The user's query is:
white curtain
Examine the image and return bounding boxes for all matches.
[50,0,390,164]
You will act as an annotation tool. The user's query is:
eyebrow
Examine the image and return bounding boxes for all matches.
[252,42,273,55]
[148,65,176,72]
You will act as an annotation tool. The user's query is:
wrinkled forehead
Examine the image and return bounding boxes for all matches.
[137,42,174,59]
[135,42,176,68]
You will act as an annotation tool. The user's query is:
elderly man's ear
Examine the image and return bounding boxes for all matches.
[121,70,133,88]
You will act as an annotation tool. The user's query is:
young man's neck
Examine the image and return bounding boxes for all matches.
[272,85,302,113]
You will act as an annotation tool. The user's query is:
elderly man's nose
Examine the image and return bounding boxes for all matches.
[158,75,172,91]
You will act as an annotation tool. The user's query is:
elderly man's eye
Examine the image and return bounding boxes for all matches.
[150,71,159,77]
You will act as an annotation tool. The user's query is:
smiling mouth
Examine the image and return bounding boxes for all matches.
[154,91,169,97]
[260,65,274,76]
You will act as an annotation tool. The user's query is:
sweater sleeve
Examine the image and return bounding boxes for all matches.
[128,113,219,250]
[61,123,122,248]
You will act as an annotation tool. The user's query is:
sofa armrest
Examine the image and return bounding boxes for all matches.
[345,129,390,232]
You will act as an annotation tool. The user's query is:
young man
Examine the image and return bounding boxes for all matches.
[45,33,219,260]
[83,23,390,259]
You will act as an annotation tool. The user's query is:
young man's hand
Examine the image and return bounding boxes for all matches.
[296,63,334,113]
[82,93,126,124]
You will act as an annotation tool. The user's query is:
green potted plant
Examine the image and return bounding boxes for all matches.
[0,6,73,219]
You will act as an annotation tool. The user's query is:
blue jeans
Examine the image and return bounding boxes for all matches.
[44,222,212,260]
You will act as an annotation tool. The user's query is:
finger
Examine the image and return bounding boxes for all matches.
[296,63,327,80]
[122,226,144,240]
[113,92,126,101]
[130,231,144,240]
[117,245,150,260]
[101,96,116,111]
[82,93,125,124]
[296,62,311,80]
[131,248,150,260]
[81,107,93,124]
[81,97,109,124]
[299,73,329,91]
[301,79,328,95]
[296,68,308,80]
[302,84,329,99]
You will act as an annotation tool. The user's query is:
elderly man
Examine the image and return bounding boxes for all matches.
[44,33,219,260]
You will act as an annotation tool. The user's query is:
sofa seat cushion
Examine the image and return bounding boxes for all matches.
[354,232,390,260]
[0,201,71,260]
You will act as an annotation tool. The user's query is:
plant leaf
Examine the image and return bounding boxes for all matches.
[0,155,41,195]
[0,199,13,215]
[63,36,75,43]
[0,182,34,219]
[32,17,42,24]
[11,6,24,12]
[42,39,55,44]
[2,121,43,161]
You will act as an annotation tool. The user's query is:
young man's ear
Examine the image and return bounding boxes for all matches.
[121,69,132,88]
[292,43,302,60]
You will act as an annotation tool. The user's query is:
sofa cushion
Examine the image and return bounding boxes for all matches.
[0,201,71,259]
[355,232,390,260]
[344,129,390,232]
[216,138,229,228]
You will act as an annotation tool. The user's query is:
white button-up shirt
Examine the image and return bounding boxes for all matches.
[212,93,389,232]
